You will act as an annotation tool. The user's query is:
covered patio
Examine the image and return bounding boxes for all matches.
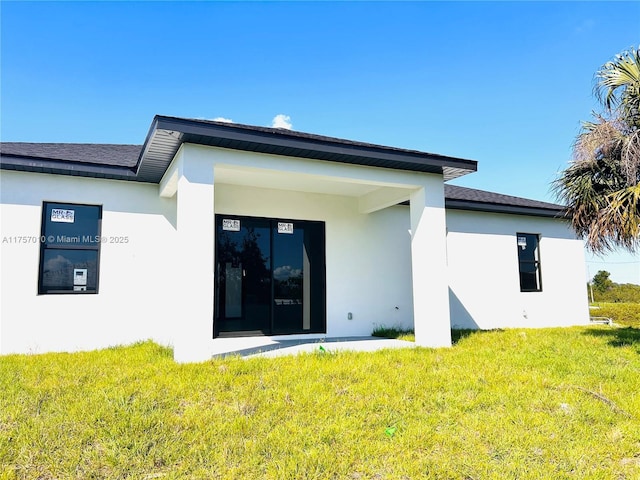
[148,116,476,362]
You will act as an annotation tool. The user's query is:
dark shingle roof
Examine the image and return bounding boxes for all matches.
[2,116,478,182]
[162,116,469,161]
[444,184,564,217]
[0,117,565,218]
[0,143,141,167]
[135,116,477,182]
[1,142,142,181]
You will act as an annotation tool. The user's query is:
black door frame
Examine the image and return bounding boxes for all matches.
[213,214,326,338]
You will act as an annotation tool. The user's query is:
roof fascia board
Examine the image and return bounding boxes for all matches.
[153,116,478,173]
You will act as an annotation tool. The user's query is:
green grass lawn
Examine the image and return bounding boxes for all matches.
[2,326,640,479]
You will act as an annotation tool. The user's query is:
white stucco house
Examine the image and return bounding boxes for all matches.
[0,116,590,362]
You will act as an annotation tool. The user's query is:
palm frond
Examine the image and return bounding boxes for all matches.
[594,184,640,252]
[573,117,626,166]
[594,46,640,119]
[621,128,640,186]
[555,46,640,254]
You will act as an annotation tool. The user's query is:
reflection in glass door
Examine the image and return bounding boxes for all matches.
[214,215,325,337]
[272,224,304,334]
[215,217,272,334]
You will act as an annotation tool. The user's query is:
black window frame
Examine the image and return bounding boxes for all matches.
[38,201,102,294]
[516,233,542,292]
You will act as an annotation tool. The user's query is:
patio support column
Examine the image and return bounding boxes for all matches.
[172,151,215,363]
[409,177,452,348]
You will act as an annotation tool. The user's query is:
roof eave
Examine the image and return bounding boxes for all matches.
[0,155,140,181]
[445,199,566,218]
[133,115,478,183]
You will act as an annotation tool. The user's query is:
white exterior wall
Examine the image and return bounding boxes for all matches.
[214,183,414,337]
[0,144,425,358]
[446,209,590,329]
[0,170,179,355]
[410,179,451,347]
[1,143,590,360]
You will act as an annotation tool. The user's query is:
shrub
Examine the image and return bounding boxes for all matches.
[591,302,640,327]
[371,325,415,341]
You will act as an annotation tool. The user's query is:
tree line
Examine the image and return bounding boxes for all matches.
[590,270,640,303]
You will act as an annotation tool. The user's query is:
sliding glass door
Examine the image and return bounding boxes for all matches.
[214,215,325,337]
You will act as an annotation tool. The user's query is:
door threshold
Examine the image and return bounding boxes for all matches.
[215,330,325,339]
[216,330,269,338]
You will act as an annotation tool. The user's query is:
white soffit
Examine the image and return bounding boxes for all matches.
[214,164,388,197]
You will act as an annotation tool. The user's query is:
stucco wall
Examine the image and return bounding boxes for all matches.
[446,209,590,329]
[214,183,415,337]
[0,170,179,354]
[0,167,416,355]
[1,164,590,358]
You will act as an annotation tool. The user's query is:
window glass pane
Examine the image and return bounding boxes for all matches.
[44,203,101,247]
[519,263,540,291]
[304,221,326,333]
[273,227,304,333]
[273,228,304,304]
[517,234,538,262]
[224,262,243,318]
[216,218,271,332]
[41,249,98,292]
[517,233,541,292]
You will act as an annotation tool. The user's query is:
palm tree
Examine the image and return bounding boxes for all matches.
[553,46,640,253]
[595,48,640,129]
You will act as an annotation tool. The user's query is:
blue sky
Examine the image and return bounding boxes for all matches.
[1,1,639,284]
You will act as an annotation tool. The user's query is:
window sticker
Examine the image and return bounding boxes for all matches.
[51,208,75,223]
[517,236,527,249]
[73,268,88,286]
[222,219,241,231]
[278,222,294,234]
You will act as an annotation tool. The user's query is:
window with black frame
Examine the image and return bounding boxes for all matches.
[38,202,102,294]
[517,233,542,292]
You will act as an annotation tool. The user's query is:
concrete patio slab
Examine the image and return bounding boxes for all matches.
[210,336,416,359]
